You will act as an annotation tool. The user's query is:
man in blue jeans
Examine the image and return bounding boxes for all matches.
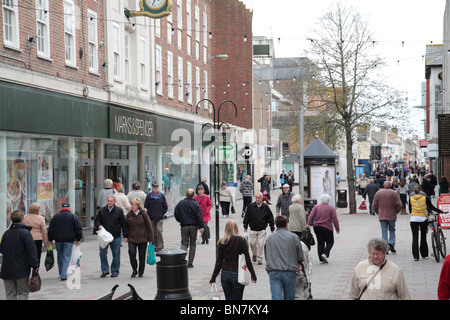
[265,215,303,300]
[48,203,83,281]
[94,195,126,277]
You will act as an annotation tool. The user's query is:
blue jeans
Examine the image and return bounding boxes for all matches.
[99,237,121,275]
[268,270,297,300]
[380,220,396,247]
[55,242,74,279]
[221,270,245,300]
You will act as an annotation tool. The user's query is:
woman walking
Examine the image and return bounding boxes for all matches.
[210,221,257,300]
[195,185,212,244]
[219,181,234,217]
[23,203,49,267]
[409,186,445,261]
[123,198,154,277]
[396,179,409,215]
[307,194,340,264]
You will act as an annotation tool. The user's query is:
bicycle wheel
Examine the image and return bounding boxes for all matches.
[439,229,447,259]
[432,230,440,262]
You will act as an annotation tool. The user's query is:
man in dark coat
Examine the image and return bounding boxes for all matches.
[362,179,380,215]
[94,195,126,277]
[0,210,38,300]
[48,202,83,280]
[174,188,204,268]
[144,181,168,252]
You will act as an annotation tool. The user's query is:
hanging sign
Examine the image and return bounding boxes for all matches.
[125,0,173,19]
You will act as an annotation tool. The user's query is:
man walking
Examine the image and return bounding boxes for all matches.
[243,192,275,265]
[276,184,294,221]
[48,202,83,281]
[174,188,204,268]
[0,211,38,300]
[94,195,126,277]
[144,181,168,252]
[265,215,304,300]
[362,179,380,215]
[373,181,403,253]
[239,175,253,218]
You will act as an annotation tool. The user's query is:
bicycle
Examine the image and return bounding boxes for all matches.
[428,212,447,262]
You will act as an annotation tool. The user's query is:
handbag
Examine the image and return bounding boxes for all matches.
[238,239,250,286]
[29,268,41,293]
[44,245,55,271]
[300,228,315,249]
[231,206,236,214]
[147,242,156,265]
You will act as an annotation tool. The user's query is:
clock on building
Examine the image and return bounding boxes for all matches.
[125,0,173,19]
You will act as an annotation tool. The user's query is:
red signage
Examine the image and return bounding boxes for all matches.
[420,139,429,148]
[437,195,450,229]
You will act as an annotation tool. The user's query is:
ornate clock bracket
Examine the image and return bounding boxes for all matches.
[124,0,173,19]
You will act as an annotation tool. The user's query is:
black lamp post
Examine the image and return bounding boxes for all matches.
[196,99,238,251]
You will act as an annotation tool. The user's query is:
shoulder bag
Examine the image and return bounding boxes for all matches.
[357,260,386,300]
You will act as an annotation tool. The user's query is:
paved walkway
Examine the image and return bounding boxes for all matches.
[1,184,448,300]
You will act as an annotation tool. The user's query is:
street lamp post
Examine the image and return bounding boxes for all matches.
[196,99,238,252]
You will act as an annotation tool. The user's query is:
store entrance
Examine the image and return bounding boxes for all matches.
[75,164,93,227]
[104,163,129,192]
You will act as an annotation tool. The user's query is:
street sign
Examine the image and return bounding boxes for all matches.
[437,194,450,229]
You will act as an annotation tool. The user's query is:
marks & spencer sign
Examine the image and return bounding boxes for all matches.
[110,108,157,143]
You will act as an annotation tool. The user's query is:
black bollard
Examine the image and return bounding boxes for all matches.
[154,249,192,300]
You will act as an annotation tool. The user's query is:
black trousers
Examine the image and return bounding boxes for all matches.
[242,196,252,216]
[410,220,429,259]
[313,226,334,261]
[220,201,231,216]
[128,242,147,275]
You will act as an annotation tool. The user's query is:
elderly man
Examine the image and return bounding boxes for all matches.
[94,195,126,278]
[244,192,275,265]
[372,181,403,254]
[276,184,294,221]
[288,194,309,248]
[348,238,411,300]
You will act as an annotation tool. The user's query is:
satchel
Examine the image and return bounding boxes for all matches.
[29,268,41,292]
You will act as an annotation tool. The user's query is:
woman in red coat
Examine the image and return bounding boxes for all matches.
[195,185,212,244]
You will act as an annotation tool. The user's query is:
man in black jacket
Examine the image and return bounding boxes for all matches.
[244,192,275,265]
[362,179,380,215]
[48,202,83,280]
[0,210,38,300]
[174,188,204,268]
[94,195,126,277]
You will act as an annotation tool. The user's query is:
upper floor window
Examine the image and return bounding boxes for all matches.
[36,0,50,58]
[3,0,20,49]
[88,10,98,73]
[64,0,76,66]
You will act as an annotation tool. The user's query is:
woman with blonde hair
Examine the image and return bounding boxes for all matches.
[123,198,153,278]
[209,221,256,300]
[23,203,49,266]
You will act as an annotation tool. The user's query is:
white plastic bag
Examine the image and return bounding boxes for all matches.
[238,254,250,286]
[209,283,221,300]
[72,246,82,267]
[97,227,114,249]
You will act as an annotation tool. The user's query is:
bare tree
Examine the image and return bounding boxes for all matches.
[306,2,408,213]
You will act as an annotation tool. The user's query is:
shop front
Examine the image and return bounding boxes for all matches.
[0,81,198,236]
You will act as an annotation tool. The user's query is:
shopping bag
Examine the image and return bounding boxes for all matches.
[44,245,55,272]
[72,246,82,267]
[29,268,41,292]
[238,254,250,286]
[147,242,156,265]
[97,227,114,249]
[359,201,367,210]
[209,283,221,300]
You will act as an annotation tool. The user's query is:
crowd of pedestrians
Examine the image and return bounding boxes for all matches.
[3,167,450,301]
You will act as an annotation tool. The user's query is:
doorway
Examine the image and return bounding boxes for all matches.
[104,163,129,192]
[75,165,93,227]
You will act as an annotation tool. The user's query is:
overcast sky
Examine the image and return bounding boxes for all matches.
[241,0,447,137]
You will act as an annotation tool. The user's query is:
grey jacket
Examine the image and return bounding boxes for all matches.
[265,228,304,273]
[239,180,254,197]
[275,192,294,220]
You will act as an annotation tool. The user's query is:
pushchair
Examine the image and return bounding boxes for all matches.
[296,241,313,300]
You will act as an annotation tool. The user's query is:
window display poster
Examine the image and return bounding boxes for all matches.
[38,155,54,223]
[7,158,28,226]
[310,166,336,208]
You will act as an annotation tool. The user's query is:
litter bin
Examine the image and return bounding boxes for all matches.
[154,249,192,300]
[337,189,348,208]
[303,199,317,213]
